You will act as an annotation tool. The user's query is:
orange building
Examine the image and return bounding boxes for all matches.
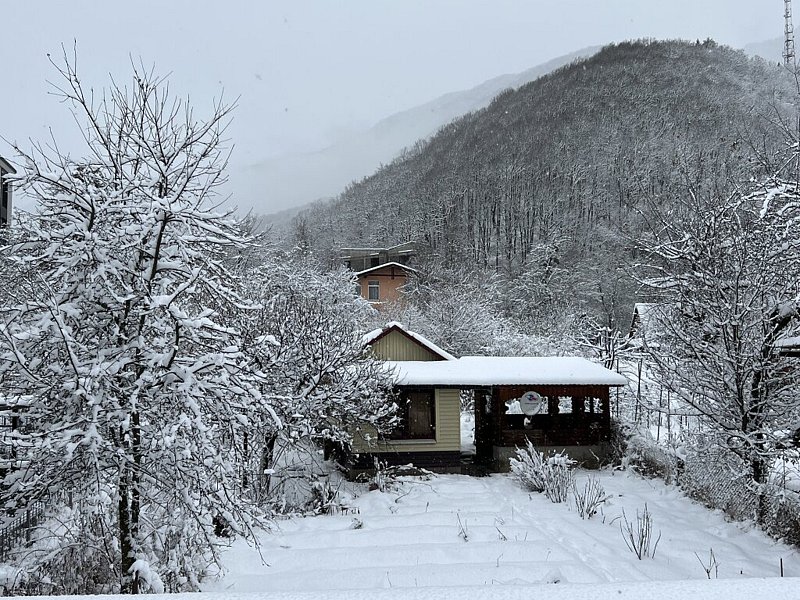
[342,242,417,306]
[354,262,416,306]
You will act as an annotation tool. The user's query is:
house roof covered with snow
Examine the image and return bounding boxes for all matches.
[775,336,800,348]
[775,336,800,356]
[354,262,418,277]
[385,356,627,387]
[364,322,457,361]
[629,302,659,335]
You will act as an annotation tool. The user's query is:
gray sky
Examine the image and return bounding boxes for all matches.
[0,1,782,213]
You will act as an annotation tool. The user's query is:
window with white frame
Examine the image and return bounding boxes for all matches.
[368,280,380,300]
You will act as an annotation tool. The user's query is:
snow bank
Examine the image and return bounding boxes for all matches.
[21,578,800,600]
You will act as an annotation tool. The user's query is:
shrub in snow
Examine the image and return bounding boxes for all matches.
[261,446,360,516]
[370,458,392,493]
[7,497,124,595]
[572,476,610,519]
[624,428,682,484]
[510,441,575,503]
[543,453,576,503]
[307,477,342,515]
[510,440,548,492]
[366,459,434,493]
[695,548,719,579]
[619,503,661,559]
[456,512,470,542]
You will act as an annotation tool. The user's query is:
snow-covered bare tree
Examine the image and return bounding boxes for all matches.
[240,257,395,504]
[399,262,575,357]
[637,179,800,498]
[0,53,275,593]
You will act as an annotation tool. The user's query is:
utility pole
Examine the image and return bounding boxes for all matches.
[785,0,796,67]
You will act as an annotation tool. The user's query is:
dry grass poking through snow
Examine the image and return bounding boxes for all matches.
[206,471,797,594]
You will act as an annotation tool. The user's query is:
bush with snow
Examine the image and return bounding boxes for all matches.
[619,503,661,559]
[624,427,682,484]
[572,476,610,519]
[510,441,575,503]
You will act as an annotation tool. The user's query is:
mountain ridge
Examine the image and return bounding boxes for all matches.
[236,46,602,216]
[294,39,797,326]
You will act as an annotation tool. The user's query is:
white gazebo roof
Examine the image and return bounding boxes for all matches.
[385,356,627,387]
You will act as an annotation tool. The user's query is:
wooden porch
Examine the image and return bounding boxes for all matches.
[473,384,612,469]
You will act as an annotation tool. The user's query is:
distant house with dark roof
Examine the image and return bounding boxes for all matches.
[342,242,417,306]
[0,157,16,228]
[340,241,416,271]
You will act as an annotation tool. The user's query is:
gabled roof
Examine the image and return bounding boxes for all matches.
[629,302,657,336]
[354,262,418,277]
[628,302,672,348]
[385,356,628,387]
[363,322,457,361]
[0,157,16,174]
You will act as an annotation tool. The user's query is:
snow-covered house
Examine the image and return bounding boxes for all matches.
[340,242,416,272]
[346,323,462,473]
[0,156,16,228]
[342,242,417,306]
[347,323,627,475]
[353,262,416,306]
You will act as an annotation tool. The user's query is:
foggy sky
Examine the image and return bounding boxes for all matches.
[0,1,782,213]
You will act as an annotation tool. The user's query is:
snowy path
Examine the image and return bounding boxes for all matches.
[207,471,797,594]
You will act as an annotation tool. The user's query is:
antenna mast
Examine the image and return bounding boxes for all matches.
[785,0,796,66]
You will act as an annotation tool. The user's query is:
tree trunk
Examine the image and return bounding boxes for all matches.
[259,434,278,501]
[751,449,769,527]
[119,412,142,594]
[119,468,137,594]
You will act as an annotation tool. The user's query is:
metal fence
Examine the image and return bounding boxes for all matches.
[0,501,46,562]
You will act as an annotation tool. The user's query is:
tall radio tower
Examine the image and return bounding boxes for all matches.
[785,0,796,66]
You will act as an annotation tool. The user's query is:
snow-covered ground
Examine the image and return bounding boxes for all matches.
[204,470,797,597]
[460,411,475,453]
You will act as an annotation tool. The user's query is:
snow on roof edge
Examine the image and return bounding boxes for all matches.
[386,356,627,387]
[363,322,457,361]
[353,262,418,277]
[775,336,800,348]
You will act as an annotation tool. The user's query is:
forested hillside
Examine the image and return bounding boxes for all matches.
[295,40,798,331]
